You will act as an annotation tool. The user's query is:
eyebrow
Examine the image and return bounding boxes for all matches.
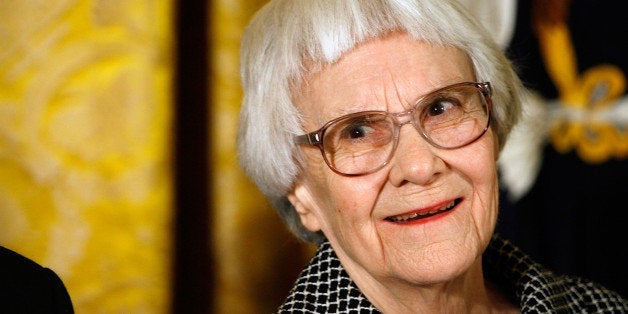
[313,79,472,127]
[317,101,380,126]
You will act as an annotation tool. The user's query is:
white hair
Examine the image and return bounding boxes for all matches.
[238,0,523,243]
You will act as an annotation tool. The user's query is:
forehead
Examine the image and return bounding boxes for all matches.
[294,33,475,126]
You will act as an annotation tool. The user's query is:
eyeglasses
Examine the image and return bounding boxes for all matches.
[295,81,493,176]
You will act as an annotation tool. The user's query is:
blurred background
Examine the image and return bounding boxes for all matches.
[0,0,625,313]
[0,0,312,313]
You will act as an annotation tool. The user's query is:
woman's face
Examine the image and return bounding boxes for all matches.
[289,34,499,289]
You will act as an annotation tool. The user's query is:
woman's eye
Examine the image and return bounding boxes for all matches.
[426,99,458,116]
[328,114,392,145]
[344,125,372,139]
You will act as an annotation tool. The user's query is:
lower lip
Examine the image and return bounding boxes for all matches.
[386,200,459,225]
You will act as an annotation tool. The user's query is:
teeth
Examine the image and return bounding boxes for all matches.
[389,200,456,222]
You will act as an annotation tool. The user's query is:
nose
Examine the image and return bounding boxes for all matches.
[387,124,445,187]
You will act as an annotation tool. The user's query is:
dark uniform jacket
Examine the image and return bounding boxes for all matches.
[0,246,74,313]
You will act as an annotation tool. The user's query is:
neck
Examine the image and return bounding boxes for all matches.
[351,259,518,313]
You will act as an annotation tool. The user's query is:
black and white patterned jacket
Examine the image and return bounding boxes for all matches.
[278,235,627,313]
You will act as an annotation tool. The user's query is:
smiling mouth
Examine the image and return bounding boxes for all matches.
[385,198,461,223]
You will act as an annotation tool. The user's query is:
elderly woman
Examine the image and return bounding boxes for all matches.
[237,0,627,312]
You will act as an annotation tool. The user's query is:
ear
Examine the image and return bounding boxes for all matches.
[287,181,322,233]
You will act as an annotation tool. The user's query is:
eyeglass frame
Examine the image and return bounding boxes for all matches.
[294,81,493,176]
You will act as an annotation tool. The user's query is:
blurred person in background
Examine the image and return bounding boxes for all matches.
[0,246,73,313]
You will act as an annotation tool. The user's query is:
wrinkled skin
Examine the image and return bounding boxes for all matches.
[288,33,510,312]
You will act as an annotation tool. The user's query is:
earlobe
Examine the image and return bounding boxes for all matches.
[287,182,322,233]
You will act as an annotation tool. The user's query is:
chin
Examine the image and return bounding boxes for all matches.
[384,240,482,285]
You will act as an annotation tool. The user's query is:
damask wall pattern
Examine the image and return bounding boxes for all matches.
[0,1,173,312]
[211,0,316,312]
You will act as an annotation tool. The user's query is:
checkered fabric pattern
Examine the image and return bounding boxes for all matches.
[277,241,379,313]
[277,235,627,313]
[484,235,628,313]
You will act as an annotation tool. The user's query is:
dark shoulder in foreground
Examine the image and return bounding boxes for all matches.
[0,246,74,313]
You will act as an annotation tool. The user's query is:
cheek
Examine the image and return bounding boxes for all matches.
[302,145,387,205]
[463,135,500,233]
[319,176,384,216]
[468,152,498,189]
[472,165,499,217]
[302,163,386,232]
[466,130,499,186]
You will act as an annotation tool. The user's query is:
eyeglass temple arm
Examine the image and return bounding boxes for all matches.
[295,132,321,146]
[477,82,492,96]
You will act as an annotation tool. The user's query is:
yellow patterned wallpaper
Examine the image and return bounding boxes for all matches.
[211,1,316,313]
[0,1,173,313]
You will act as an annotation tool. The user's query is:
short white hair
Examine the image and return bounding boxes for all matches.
[238,0,522,243]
